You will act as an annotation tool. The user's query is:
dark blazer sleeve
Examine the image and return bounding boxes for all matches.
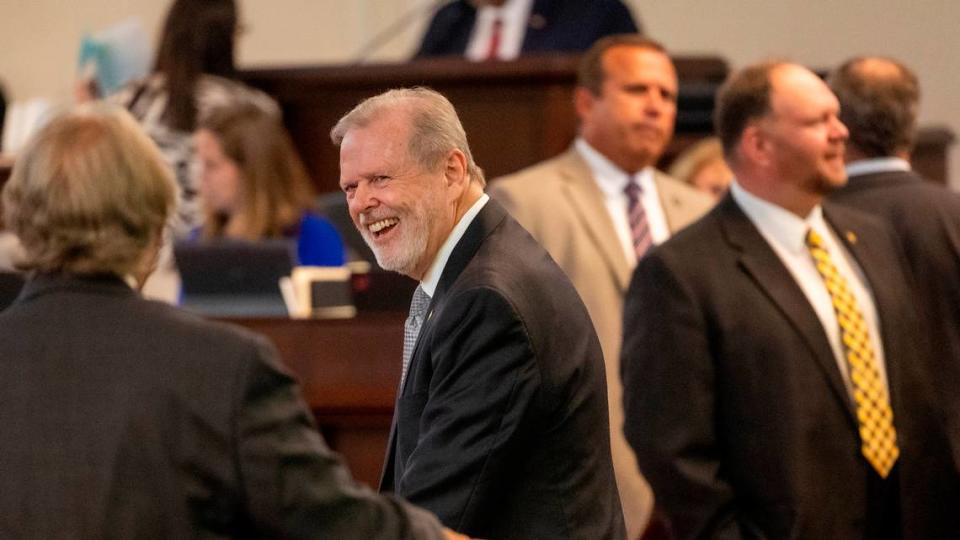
[235,336,445,540]
[398,287,539,531]
[620,252,745,540]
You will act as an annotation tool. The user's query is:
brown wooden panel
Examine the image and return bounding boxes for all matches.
[242,58,959,190]
[225,314,405,487]
[912,126,955,185]
[241,54,730,194]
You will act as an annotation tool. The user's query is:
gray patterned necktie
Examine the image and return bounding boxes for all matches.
[401,285,431,388]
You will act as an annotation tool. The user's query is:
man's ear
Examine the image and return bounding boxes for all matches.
[740,123,770,167]
[573,86,596,122]
[135,229,165,291]
[443,149,469,192]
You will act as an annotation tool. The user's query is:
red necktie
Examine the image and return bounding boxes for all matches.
[485,18,503,61]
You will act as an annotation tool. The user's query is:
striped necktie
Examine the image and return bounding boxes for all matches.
[806,228,899,477]
[401,285,430,389]
[625,177,653,259]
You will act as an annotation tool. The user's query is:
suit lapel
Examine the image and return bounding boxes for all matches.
[823,203,905,409]
[521,0,555,50]
[653,171,704,232]
[380,201,506,489]
[718,196,856,421]
[557,150,633,292]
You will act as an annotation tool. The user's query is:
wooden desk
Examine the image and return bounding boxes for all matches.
[226,313,404,488]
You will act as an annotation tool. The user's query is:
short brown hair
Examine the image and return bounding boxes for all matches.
[330,87,485,187]
[828,56,919,157]
[199,104,315,240]
[3,104,175,276]
[714,61,786,160]
[577,34,668,95]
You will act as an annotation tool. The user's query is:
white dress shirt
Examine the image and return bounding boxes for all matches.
[730,180,889,394]
[465,0,535,61]
[420,194,490,297]
[846,157,911,178]
[576,138,670,268]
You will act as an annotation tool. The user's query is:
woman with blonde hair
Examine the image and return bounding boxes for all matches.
[195,104,345,266]
[667,137,732,201]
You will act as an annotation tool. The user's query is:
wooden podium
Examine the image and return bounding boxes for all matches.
[241,54,729,194]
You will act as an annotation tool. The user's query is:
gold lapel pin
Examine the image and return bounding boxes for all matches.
[528,14,547,29]
[845,231,858,244]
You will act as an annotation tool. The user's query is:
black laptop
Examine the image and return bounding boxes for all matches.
[174,239,295,317]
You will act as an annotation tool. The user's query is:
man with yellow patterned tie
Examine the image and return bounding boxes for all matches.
[620,61,960,539]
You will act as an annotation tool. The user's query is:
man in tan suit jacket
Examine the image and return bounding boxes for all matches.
[489,35,712,539]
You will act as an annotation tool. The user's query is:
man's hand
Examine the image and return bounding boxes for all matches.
[443,528,473,540]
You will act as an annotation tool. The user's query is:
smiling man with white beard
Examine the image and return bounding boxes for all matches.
[331,87,625,540]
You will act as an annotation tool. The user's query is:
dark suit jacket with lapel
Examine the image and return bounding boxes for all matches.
[620,195,960,539]
[381,201,625,539]
[0,273,443,539]
[830,169,960,459]
[414,0,639,58]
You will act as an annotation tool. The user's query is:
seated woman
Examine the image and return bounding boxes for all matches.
[194,104,345,266]
[107,0,279,238]
[667,137,732,202]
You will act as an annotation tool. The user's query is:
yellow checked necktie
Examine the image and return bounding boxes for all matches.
[806,228,899,478]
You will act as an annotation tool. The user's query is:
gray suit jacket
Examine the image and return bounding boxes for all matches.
[489,147,713,537]
[0,273,443,539]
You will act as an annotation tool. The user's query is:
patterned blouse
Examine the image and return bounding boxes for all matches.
[109,75,279,238]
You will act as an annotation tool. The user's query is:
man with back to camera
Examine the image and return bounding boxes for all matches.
[827,56,960,456]
[0,103,468,540]
[620,61,960,538]
[331,87,625,539]
[489,34,713,539]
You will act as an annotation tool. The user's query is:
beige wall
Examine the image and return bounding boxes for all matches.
[0,0,956,186]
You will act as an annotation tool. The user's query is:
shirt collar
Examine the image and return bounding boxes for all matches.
[575,137,654,197]
[476,0,534,21]
[730,180,826,254]
[846,157,911,177]
[419,193,490,298]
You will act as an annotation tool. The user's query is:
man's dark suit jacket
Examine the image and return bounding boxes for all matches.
[415,0,639,59]
[830,169,960,459]
[0,273,442,539]
[381,201,625,539]
[621,195,960,539]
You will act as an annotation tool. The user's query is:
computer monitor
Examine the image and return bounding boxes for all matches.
[174,239,295,317]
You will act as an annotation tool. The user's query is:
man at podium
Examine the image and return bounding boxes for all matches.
[416,0,640,61]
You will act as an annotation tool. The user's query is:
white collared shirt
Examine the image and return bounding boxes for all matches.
[575,138,670,268]
[420,194,490,297]
[730,180,889,394]
[465,0,535,61]
[846,157,911,178]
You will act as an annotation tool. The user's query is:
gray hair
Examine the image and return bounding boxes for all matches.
[330,87,485,187]
[3,104,175,276]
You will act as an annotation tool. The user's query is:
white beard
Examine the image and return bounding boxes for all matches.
[359,194,438,278]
